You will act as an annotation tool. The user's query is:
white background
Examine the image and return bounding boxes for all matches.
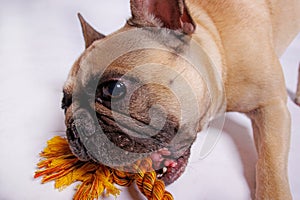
[0,0,299,199]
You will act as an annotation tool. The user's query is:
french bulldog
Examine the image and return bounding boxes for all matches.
[62,0,300,199]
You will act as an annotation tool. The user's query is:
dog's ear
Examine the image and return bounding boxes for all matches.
[78,13,105,49]
[129,0,195,34]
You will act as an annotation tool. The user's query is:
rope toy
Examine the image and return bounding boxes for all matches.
[34,136,173,200]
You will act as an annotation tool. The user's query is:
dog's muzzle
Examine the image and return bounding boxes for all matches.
[66,108,96,161]
[66,107,196,185]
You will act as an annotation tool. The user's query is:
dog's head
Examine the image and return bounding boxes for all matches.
[62,0,216,185]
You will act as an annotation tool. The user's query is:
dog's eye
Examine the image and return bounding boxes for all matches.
[98,80,126,102]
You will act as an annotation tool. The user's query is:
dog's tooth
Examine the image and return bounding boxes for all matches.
[163,167,168,174]
[157,174,163,178]
[96,97,102,103]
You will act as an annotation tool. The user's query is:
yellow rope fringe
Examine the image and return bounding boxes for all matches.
[34,136,173,200]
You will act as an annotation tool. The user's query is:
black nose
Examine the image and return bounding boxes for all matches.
[73,108,97,137]
[61,92,72,112]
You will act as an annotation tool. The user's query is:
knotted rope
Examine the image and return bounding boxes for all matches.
[34,136,174,200]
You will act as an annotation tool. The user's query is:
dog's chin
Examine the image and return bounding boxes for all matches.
[66,114,193,185]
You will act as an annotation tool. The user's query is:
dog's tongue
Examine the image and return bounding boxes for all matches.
[150,148,172,169]
[150,147,191,185]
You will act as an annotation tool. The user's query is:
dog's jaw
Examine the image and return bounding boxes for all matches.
[64,98,196,184]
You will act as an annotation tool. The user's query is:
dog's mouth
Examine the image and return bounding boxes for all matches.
[66,106,195,185]
[154,146,191,185]
[67,125,191,185]
[100,113,193,185]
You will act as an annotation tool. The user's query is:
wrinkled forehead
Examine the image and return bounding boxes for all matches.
[65,28,218,100]
[77,28,192,86]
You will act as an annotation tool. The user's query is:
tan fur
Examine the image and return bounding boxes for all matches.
[64,0,300,199]
[185,1,299,199]
[187,1,298,199]
[266,0,300,56]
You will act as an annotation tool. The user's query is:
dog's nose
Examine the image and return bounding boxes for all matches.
[72,108,97,138]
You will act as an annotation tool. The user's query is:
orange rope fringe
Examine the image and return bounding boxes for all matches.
[34,136,173,200]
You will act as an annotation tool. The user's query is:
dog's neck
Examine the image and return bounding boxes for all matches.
[189,3,227,78]
[188,3,227,124]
